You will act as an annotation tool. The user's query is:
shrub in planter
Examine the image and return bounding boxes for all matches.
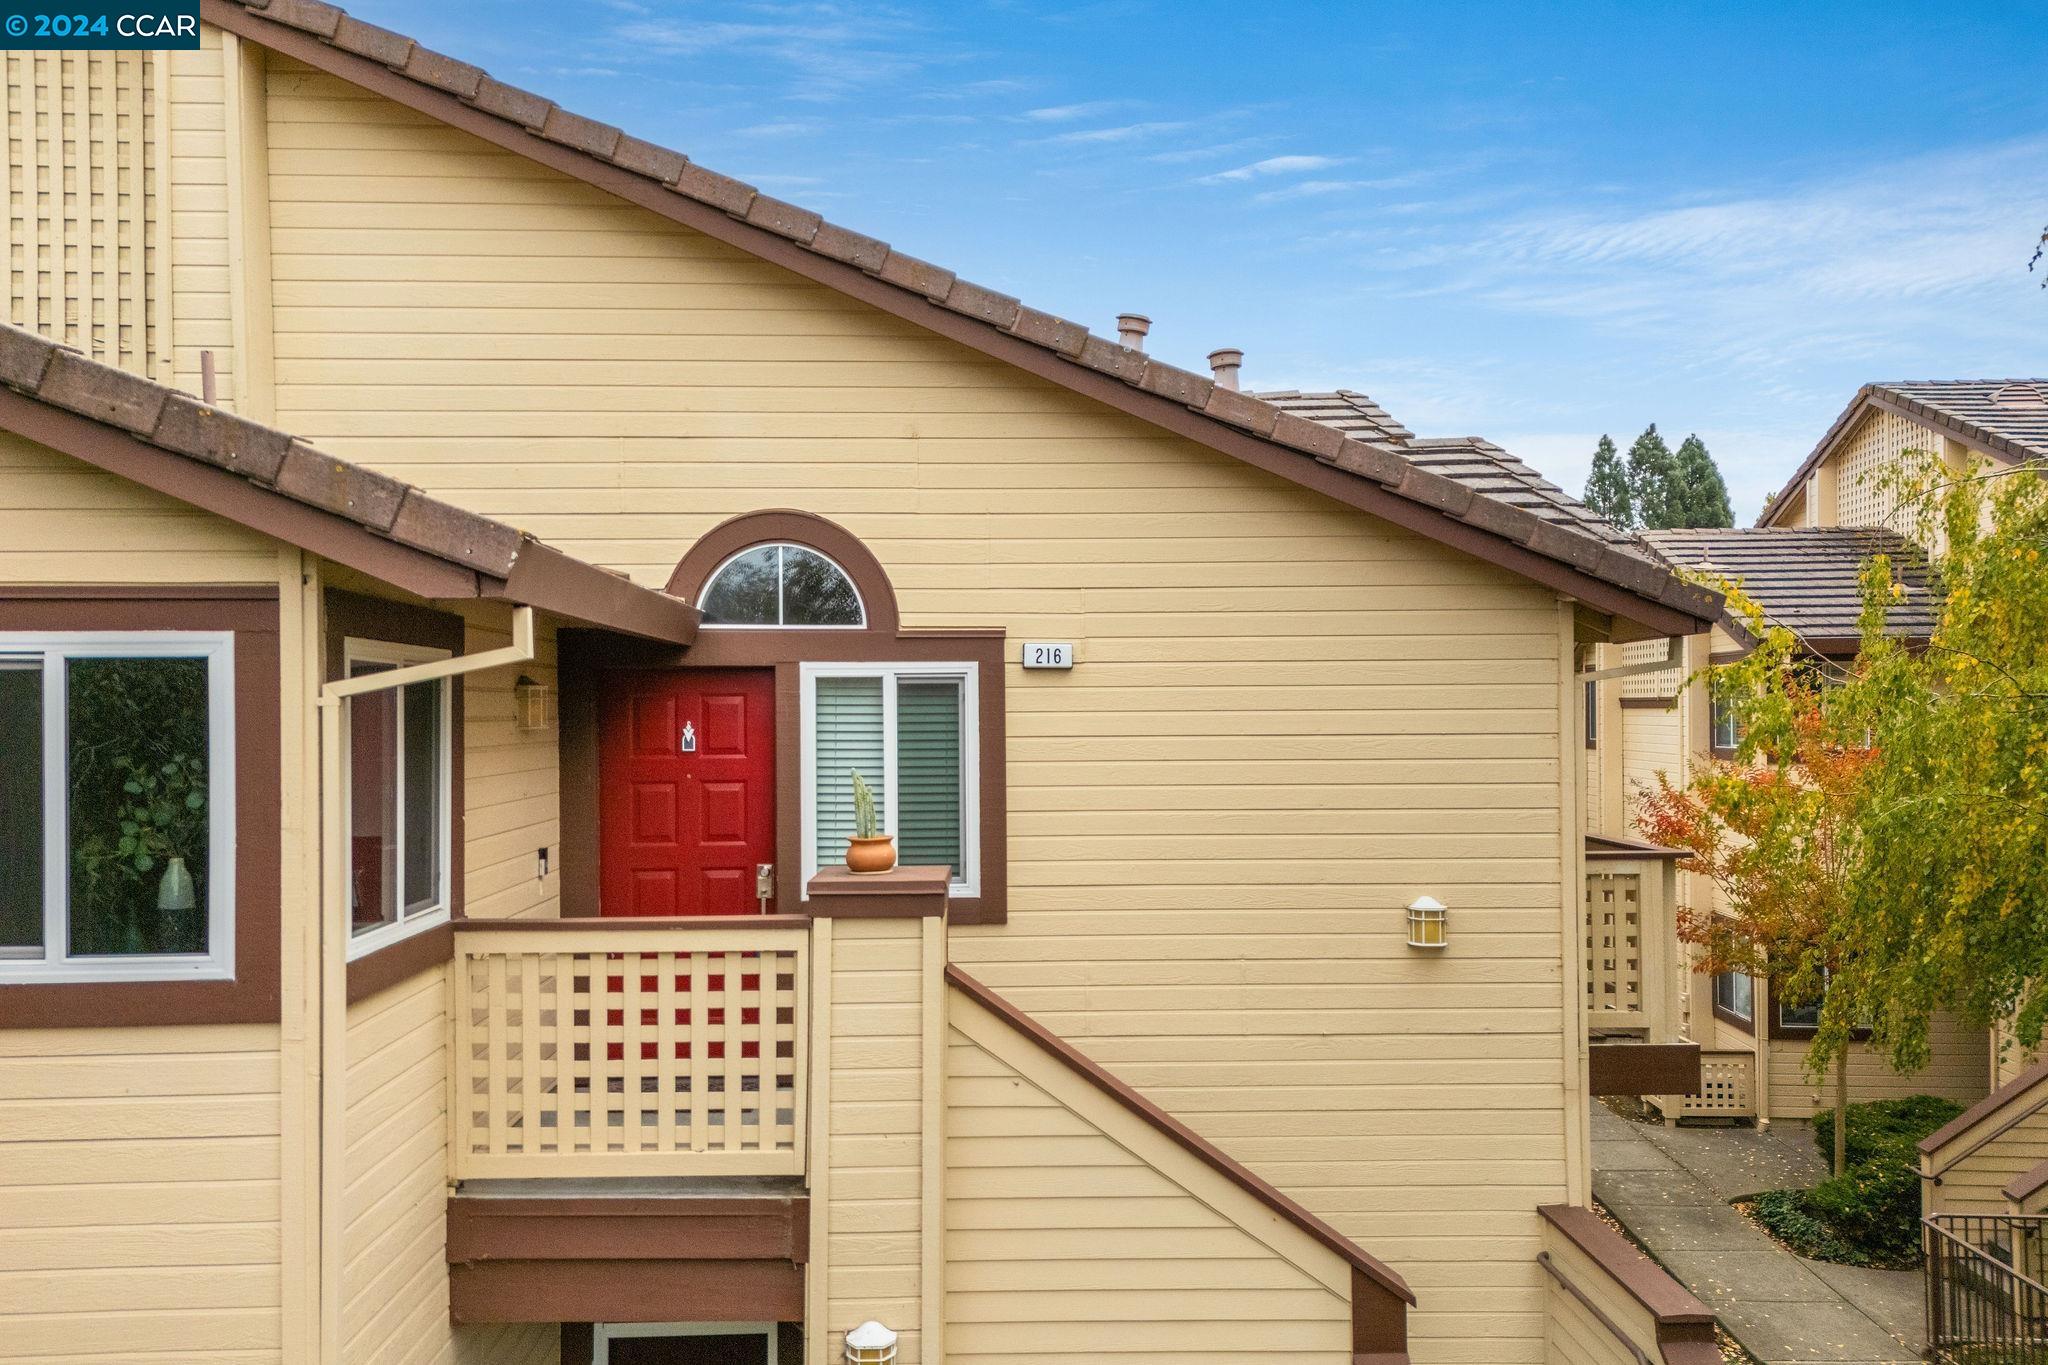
[1801,1156,1923,1265]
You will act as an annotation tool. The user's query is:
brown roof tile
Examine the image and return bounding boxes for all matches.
[1644,526,1939,646]
[205,0,1720,633]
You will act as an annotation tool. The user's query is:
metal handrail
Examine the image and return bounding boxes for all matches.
[1923,1214,2048,1363]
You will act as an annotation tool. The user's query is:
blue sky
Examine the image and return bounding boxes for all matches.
[346,0,2048,519]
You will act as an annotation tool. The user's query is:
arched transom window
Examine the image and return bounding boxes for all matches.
[697,543,865,628]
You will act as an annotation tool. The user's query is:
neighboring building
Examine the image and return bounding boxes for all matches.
[1584,379,2048,1126]
[1757,380,2048,536]
[0,11,1732,1365]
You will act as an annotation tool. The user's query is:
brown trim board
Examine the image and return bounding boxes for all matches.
[666,508,902,634]
[447,1191,807,1325]
[1538,1204,1719,1364]
[325,589,467,1002]
[1588,1043,1701,1097]
[1620,696,1678,710]
[202,0,1713,641]
[558,622,1009,926]
[946,963,1414,1308]
[0,590,283,1028]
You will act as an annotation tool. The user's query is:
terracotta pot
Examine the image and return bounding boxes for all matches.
[845,835,898,875]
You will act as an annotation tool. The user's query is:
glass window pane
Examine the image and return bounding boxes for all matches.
[402,679,443,913]
[782,547,863,626]
[897,679,963,877]
[0,661,43,950]
[815,676,884,868]
[66,656,210,957]
[700,545,781,625]
[348,672,398,937]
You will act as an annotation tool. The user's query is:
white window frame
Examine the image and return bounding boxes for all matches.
[800,661,979,898]
[592,1322,773,1365]
[0,631,236,985]
[342,637,454,961]
[697,542,867,630]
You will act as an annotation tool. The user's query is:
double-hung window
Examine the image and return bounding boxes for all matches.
[344,639,452,957]
[0,632,235,983]
[801,662,977,896]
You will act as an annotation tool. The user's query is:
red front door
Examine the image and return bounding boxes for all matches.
[598,669,776,916]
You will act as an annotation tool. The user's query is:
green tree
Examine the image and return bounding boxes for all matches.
[1708,451,2048,1082]
[1583,434,1634,529]
[1626,424,1679,529]
[1637,659,1873,1174]
[1671,433,1734,528]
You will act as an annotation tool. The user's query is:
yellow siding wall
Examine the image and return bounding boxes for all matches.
[341,969,448,1364]
[341,968,558,1365]
[946,987,1353,1363]
[0,429,292,1362]
[2,48,163,375]
[1926,1089,2048,1217]
[1539,1224,1666,1365]
[261,60,1576,1363]
[166,30,228,397]
[1619,701,1678,818]
[0,427,279,581]
[821,917,932,1364]
[0,1024,283,1362]
[460,613,560,921]
[1765,1011,1989,1121]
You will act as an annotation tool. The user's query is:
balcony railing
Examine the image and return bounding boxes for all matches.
[1925,1214,2048,1363]
[450,917,810,1179]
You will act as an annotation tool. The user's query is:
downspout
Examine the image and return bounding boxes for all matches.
[312,606,535,1364]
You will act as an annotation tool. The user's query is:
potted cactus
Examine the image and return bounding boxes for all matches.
[844,770,897,874]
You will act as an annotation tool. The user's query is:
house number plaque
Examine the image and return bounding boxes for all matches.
[1021,641,1074,670]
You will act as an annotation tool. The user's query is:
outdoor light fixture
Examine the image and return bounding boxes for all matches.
[1406,896,1448,949]
[513,674,553,732]
[844,1321,898,1365]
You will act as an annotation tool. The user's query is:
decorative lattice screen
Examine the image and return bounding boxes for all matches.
[5,49,162,375]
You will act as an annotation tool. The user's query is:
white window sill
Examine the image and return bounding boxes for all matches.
[347,904,452,962]
[0,955,235,986]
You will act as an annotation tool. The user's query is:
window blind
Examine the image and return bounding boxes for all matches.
[815,675,885,867]
[897,679,964,876]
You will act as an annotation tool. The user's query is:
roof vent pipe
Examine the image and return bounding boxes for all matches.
[1116,313,1151,351]
[1207,347,1243,391]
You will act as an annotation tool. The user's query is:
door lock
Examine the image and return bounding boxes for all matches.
[756,863,775,911]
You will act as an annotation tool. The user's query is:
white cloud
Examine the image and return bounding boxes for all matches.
[1034,120,1190,146]
[1197,154,1344,184]
[1020,100,1129,123]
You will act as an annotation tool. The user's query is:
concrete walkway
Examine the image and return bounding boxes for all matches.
[1590,1104,1925,1364]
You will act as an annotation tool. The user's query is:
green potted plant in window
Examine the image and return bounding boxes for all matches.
[845,770,896,874]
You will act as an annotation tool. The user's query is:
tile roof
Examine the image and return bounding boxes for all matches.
[1759,380,2048,528]
[0,320,697,641]
[1642,526,1939,647]
[1878,381,2048,461]
[201,0,1721,632]
[1254,390,1414,444]
[1259,393,1645,551]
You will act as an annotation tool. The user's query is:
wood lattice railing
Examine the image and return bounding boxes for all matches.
[451,918,809,1178]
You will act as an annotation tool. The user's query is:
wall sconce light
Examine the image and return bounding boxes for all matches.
[513,674,553,732]
[845,1321,898,1365]
[1406,896,1448,949]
